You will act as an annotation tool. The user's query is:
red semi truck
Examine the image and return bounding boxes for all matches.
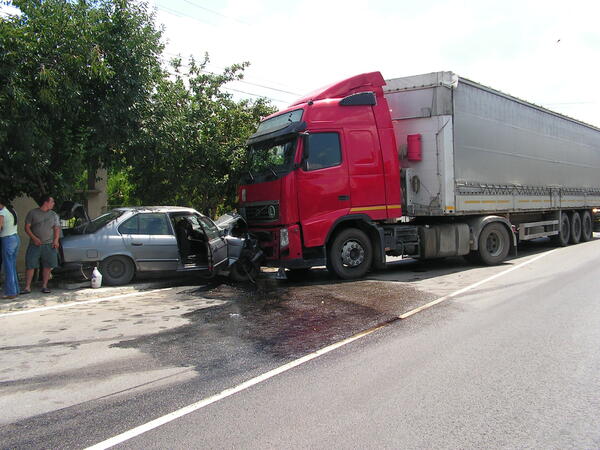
[238,71,600,279]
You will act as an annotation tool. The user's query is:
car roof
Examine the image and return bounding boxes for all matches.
[113,206,203,215]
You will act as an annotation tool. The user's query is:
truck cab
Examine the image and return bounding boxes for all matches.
[239,72,404,278]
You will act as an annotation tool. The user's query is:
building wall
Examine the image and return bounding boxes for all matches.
[10,168,108,273]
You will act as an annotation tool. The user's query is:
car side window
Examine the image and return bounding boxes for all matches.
[118,215,138,234]
[305,132,341,171]
[197,216,221,240]
[138,213,171,235]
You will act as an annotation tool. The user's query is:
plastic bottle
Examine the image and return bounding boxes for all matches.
[91,266,102,288]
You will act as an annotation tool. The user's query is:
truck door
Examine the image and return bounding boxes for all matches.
[346,129,386,209]
[295,131,350,247]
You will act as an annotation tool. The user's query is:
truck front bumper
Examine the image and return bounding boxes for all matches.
[249,224,303,262]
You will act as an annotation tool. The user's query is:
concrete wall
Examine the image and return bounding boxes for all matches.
[9,168,108,273]
[86,168,108,220]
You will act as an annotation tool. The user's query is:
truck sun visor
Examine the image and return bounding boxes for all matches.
[246,121,307,146]
[339,91,377,106]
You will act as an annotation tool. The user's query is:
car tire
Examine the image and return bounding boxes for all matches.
[100,255,135,286]
[327,228,373,279]
[229,260,260,282]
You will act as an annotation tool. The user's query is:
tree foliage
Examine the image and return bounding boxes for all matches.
[125,55,276,215]
[0,0,164,202]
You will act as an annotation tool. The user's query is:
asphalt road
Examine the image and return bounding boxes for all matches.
[1,237,600,449]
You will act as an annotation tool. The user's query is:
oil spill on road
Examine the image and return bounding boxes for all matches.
[111,279,436,381]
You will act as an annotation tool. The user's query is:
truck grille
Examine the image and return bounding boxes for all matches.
[243,202,280,222]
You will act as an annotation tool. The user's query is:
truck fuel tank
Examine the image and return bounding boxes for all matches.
[418,223,470,259]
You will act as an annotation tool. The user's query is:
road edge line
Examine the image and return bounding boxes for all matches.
[84,324,386,450]
[85,248,556,449]
[0,289,169,319]
[399,249,557,319]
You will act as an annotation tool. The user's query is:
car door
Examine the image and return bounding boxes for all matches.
[119,213,179,271]
[196,215,228,270]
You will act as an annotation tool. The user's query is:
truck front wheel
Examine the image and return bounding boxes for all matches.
[328,228,373,279]
[477,223,510,265]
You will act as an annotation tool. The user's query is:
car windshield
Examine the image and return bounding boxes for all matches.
[245,137,297,184]
[82,210,125,234]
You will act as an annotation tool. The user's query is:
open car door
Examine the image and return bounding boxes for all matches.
[196,215,228,271]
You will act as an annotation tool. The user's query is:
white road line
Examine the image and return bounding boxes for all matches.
[0,289,169,319]
[85,249,558,450]
[399,249,558,319]
[84,324,385,450]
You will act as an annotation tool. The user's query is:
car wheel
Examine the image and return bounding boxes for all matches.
[229,260,259,282]
[100,255,135,286]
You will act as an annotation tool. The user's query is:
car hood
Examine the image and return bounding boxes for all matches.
[215,212,248,237]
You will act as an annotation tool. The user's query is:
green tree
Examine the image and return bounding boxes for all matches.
[0,0,163,202]
[126,55,276,215]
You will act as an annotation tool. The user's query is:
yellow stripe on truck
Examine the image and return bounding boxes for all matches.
[350,206,387,212]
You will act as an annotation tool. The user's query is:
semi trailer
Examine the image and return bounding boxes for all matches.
[239,71,600,279]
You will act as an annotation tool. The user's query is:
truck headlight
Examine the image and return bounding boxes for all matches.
[280,228,289,248]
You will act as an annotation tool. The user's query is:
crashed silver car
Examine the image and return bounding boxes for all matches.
[59,206,261,285]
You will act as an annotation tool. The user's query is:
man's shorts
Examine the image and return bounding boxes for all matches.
[26,243,59,269]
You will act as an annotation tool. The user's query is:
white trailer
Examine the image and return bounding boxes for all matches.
[381,72,600,262]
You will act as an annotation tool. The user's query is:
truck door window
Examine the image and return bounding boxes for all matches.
[305,133,341,171]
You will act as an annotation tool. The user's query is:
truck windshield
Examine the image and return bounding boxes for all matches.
[245,137,297,184]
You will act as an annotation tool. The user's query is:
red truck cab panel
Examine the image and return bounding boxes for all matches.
[240,71,403,263]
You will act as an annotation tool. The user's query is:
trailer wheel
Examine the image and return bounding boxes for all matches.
[477,223,510,265]
[328,228,373,279]
[552,213,571,247]
[569,211,582,244]
[581,210,593,242]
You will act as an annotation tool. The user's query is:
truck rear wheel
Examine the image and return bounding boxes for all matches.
[552,213,571,247]
[328,228,373,279]
[569,211,582,244]
[477,223,510,265]
[581,210,593,242]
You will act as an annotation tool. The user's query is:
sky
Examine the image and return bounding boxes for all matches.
[148,0,600,127]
